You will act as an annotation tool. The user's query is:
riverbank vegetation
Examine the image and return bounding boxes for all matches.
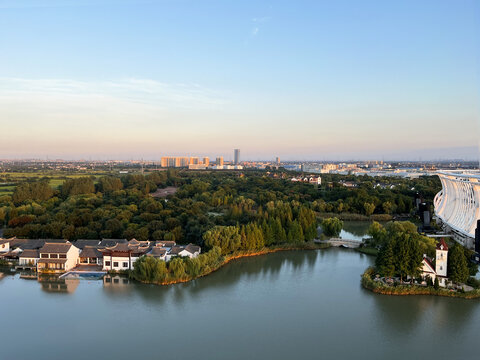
[362,267,480,299]
[130,242,331,285]
[360,221,479,297]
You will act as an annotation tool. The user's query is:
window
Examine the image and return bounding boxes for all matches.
[105,261,111,266]
[123,262,129,268]
[41,254,48,258]
[113,262,119,267]
[50,254,58,259]
[59,254,66,259]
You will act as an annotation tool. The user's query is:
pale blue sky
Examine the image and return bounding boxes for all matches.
[0,0,478,160]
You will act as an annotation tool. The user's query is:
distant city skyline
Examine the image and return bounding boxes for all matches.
[0,0,478,161]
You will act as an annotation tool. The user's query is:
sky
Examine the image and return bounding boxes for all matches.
[0,0,479,161]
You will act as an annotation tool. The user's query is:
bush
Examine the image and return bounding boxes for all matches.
[321,217,343,237]
[466,277,480,289]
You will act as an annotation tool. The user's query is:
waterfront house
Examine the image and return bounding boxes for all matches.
[421,239,449,287]
[100,243,149,271]
[166,245,184,261]
[18,249,39,267]
[37,242,80,273]
[78,246,103,266]
[165,244,201,261]
[178,244,201,258]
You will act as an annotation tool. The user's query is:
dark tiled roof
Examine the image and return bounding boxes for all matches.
[39,242,72,254]
[9,238,29,248]
[101,243,131,253]
[128,239,140,246]
[19,249,39,258]
[73,239,101,249]
[185,244,201,254]
[100,239,128,247]
[169,246,184,255]
[79,246,102,258]
[157,241,176,247]
[17,239,67,250]
[148,247,167,257]
[19,240,46,250]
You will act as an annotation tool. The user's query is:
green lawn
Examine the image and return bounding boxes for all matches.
[0,170,109,193]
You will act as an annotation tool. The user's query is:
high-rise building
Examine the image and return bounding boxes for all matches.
[189,157,200,165]
[276,157,280,165]
[216,156,224,166]
[234,149,240,164]
[203,157,210,166]
[161,156,190,167]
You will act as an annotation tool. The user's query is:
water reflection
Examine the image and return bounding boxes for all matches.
[102,251,321,305]
[368,288,478,336]
[38,275,79,294]
[341,221,372,239]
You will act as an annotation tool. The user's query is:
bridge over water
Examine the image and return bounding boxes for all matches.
[314,238,362,248]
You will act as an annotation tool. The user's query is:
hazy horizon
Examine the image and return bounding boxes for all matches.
[1,144,478,163]
[1,0,479,161]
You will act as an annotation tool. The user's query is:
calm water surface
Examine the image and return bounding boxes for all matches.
[1,249,479,360]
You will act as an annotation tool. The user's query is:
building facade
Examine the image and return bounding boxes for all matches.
[37,242,80,273]
[434,172,480,249]
[234,149,240,165]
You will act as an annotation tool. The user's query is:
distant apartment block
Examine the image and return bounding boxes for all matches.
[161,155,242,170]
[161,156,206,168]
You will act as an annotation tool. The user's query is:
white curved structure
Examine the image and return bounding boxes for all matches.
[434,172,480,249]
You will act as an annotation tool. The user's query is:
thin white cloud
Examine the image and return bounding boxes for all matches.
[249,16,270,38]
[0,77,232,158]
[252,17,271,23]
[0,77,227,110]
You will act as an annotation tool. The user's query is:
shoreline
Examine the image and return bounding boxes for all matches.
[361,269,480,300]
[132,242,331,286]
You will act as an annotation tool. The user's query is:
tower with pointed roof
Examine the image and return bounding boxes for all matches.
[435,238,448,278]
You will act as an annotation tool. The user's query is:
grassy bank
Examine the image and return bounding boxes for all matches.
[130,242,331,286]
[355,247,378,256]
[318,213,393,222]
[361,268,480,299]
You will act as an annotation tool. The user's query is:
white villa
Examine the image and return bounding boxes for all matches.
[421,239,449,287]
[37,242,80,273]
[18,249,40,267]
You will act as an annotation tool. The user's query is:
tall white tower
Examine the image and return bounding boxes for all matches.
[435,239,448,277]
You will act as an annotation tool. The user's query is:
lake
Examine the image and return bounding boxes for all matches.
[1,248,479,360]
[340,220,372,240]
